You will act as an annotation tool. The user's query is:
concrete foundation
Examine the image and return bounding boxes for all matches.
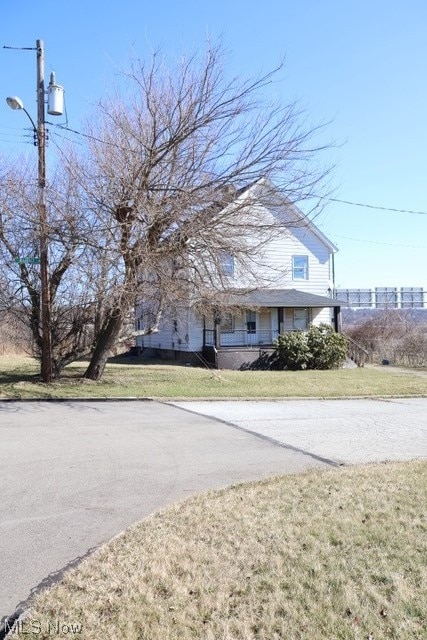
[142,346,275,370]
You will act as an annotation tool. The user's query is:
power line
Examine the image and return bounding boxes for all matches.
[6,120,427,218]
[57,126,427,216]
[0,138,33,145]
[0,128,33,134]
[330,198,427,216]
[50,129,86,147]
[51,123,127,149]
[46,124,427,216]
[332,234,427,249]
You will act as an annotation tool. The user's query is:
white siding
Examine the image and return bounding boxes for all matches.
[232,217,332,297]
[137,306,193,352]
[136,321,173,351]
[311,307,333,325]
[187,310,204,353]
[137,182,337,354]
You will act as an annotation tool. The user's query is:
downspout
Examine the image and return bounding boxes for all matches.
[332,253,338,330]
[331,253,336,298]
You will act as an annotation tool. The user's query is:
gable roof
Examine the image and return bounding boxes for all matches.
[233,178,338,254]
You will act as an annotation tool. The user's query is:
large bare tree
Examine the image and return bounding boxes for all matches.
[0,43,333,381]
[62,44,333,380]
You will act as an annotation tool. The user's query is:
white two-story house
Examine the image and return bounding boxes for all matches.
[137,179,343,369]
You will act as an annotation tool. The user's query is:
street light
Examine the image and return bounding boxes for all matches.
[6,96,25,110]
[6,39,64,383]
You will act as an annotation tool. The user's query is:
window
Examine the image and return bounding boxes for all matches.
[293,308,309,330]
[219,252,234,277]
[292,255,308,280]
[220,313,235,332]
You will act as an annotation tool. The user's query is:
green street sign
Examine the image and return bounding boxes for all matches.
[14,257,41,265]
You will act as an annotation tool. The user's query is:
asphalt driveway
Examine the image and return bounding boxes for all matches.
[1,397,426,630]
[0,400,323,628]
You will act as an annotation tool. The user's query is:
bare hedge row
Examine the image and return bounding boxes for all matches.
[345,311,427,367]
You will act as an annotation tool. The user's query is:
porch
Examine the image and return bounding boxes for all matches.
[201,289,344,368]
[203,289,343,348]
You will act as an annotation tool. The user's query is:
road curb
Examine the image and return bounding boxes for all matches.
[0,397,154,402]
[1,394,426,402]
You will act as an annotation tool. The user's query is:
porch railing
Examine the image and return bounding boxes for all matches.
[204,329,279,347]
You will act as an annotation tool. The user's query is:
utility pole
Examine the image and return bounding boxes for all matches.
[6,39,64,383]
[36,39,53,383]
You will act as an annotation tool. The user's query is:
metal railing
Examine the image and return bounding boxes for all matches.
[204,330,370,366]
[344,334,370,367]
[204,329,279,347]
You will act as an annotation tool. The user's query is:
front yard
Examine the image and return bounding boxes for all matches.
[0,355,426,399]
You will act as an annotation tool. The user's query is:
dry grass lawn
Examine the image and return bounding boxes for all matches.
[18,461,427,639]
[0,355,426,399]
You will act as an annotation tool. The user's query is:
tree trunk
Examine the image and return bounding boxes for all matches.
[84,312,123,380]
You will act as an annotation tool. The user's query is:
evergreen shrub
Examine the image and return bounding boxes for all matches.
[274,323,348,370]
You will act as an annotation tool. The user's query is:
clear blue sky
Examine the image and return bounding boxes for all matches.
[1,0,426,290]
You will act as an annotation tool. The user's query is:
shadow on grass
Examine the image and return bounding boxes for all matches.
[107,354,201,368]
[0,364,90,384]
[0,370,41,385]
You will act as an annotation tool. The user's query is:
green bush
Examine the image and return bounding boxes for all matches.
[274,324,348,370]
[307,324,349,369]
[273,330,311,370]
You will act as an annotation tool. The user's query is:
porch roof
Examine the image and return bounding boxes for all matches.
[227,288,345,308]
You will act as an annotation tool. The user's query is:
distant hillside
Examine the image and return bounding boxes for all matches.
[342,307,427,327]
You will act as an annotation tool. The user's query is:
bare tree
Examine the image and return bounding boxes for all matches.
[59,44,333,380]
[0,158,99,376]
[0,43,333,381]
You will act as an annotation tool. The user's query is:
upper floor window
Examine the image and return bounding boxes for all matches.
[292,255,308,280]
[219,252,235,277]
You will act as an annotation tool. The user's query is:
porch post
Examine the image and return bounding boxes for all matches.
[333,306,342,332]
[278,307,284,334]
[214,311,221,348]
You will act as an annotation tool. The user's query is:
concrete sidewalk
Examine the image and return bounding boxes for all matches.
[171,397,427,465]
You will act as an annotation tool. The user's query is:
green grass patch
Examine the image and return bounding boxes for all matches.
[0,355,426,399]
[19,460,427,639]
